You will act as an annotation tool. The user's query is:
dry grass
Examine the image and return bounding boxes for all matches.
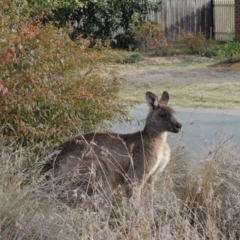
[117,61,240,110]
[163,82,240,109]
[1,139,240,239]
[120,81,240,109]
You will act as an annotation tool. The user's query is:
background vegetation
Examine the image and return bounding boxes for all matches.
[0,0,128,148]
[1,0,240,239]
[27,0,162,40]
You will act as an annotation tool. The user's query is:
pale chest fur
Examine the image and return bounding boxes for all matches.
[148,133,171,176]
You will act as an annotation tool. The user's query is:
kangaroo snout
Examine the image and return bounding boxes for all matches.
[173,122,182,133]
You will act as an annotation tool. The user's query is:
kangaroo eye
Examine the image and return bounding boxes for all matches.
[161,113,167,118]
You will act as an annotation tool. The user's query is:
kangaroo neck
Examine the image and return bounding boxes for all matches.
[142,128,168,142]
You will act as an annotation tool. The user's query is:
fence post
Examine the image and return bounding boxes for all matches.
[235,0,240,40]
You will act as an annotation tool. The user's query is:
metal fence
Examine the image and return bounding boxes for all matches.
[148,0,213,41]
[213,0,235,41]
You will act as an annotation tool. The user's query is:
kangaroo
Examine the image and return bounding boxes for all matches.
[42,91,182,210]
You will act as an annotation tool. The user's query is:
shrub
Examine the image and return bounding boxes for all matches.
[117,52,142,64]
[0,0,127,148]
[130,20,168,54]
[180,32,219,58]
[114,31,136,50]
[223,41,240,58]
[180,32,206,54]
[201,47,217,58]
[28,0,161,40]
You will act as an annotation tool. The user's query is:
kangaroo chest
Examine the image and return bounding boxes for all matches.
[148,136,170,176]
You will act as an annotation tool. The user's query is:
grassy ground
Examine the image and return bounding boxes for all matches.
[1,140,240,239]
[117,59,240,110]
[1,55,240,239]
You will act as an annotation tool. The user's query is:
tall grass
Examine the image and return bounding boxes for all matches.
[1,138,240,239]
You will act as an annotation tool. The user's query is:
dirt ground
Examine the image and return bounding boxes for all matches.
[118,55,240,110]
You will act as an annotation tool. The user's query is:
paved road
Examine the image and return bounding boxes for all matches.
[111,105,240,164]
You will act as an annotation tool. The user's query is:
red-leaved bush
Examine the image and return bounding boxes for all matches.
[0,0,127,147]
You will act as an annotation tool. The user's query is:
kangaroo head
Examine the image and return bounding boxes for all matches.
[145,91,182,134]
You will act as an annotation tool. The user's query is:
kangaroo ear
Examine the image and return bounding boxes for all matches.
[146,91,158,108]
[159,91,169,105]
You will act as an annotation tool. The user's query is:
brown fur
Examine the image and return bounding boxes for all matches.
[42,91,182,209]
